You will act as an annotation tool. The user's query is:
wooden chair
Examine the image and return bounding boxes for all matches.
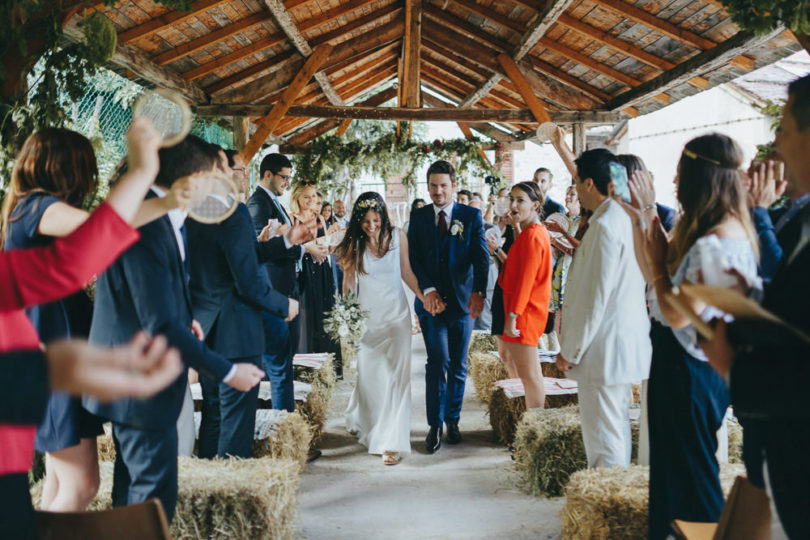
[36,498,172,540]
[672,476,772,540]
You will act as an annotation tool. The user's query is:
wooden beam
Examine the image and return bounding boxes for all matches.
[233,116,249,150]
[336,119,352,136]
[447,0,524,34]
[205,50,297,95]
[200,104,539,122]
[263,0,345,106]
[556,13,675,72]
[457,0,575,108]
[729,55,756,71]
[216,18,404,104]
[572,122,586,156]
[239,44,332,163]
[181,32,287,81]
[458,121,493,165]
[537,37,640,88]
[62,23,208,103]
[118,0,230,44]
[284,88,397,146]
[422,20,500,73]
[423,5,512,54]
[594,0,716,50]
[402,0,422,108]
[526,55,611,102]
[497,54,551,123]
[310,4,402,48]
[606,28,784,110]
[152,12,271,66]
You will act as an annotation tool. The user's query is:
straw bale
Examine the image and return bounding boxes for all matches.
[468,351,508,405]
[632,384,641,405]
[253,411,312,468]
[171,456,300,540]
[294,354,337,413]
[560,463,747,539]
[488,384,580,445]
[296,388,327,447]
[97,422,116,462]
[468,331,497,354]
[727,415,743,464]
[541,361,567,379]
[514,406,586,497]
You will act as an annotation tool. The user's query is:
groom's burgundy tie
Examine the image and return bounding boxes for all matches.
[437,209,448,238]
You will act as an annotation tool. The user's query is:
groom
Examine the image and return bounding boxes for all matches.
[408,160,489,453]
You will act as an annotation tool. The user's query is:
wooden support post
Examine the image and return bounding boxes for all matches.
[402,0,421,108]
[336,118,352,136]
[233,116,249,151]
[496,54,551,124]
[572,123,586,157]
[239,44,333,163]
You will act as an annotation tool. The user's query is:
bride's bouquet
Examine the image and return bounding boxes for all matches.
[324,292,369,358]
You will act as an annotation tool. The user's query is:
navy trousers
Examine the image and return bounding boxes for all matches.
[111,422,178,521]
[647,321,729,540]
[418,309,473,427]
[197,355,261,459]
[261,311,295,412]
[0,473,36,539]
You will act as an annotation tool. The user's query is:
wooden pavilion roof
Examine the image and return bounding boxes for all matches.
[63,0,801,149]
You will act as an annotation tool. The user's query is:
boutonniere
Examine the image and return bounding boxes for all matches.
[450,219,464,240]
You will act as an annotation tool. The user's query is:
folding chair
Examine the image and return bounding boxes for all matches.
[36,498,172,540]
[672,476,772,540]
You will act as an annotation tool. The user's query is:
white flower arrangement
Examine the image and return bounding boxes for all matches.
[450,219,464,239]
[324,292,369,357]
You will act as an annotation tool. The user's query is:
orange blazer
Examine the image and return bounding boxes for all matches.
[498,223,552,318]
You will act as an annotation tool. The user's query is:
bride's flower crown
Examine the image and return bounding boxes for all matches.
[356,198,384,212]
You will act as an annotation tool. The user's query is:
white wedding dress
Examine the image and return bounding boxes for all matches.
[345,230,412,455]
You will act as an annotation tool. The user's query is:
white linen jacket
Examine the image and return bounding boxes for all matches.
[560,198,652,386]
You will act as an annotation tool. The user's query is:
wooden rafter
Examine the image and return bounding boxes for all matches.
[525,55,610,102]
[62,24,208,103]
[423,5,511,54]
[263,0,345,106]
[593,0,716,50]
[498,54,551,123]
[240,44,333,162]
[152,12,271,66]
[117,0,231,44]
[214,18,404,104]
[606,27,784,110]
[537,36,641,88]
[401,0,422,108]
[205,50,297,95]
[181,33,287,81]
[458,0,575,108]
[447,0,525,34]
[309,4,402,48]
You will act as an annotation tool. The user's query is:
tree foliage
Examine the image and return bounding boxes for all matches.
[720,0,810,35]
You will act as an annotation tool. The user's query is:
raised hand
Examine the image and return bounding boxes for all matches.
[165,175,198,211]
[286,221,314,245]
[748,160,787,209]
[126,118,161,179]
[642,216,669,276]
[226,363,264,392]
[628,170,656,210]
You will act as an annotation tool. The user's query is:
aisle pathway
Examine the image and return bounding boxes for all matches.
[297,334,563,539]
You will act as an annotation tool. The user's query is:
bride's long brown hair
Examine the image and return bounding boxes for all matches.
[335,192,393,275]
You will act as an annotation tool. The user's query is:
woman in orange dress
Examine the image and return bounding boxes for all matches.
[498,181,553,409]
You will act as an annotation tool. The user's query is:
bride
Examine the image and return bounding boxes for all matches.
[335,192,424,465]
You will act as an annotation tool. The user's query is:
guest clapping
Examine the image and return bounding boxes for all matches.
[498,182,553,409]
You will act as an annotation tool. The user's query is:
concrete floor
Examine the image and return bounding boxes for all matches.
[296,334,564,540]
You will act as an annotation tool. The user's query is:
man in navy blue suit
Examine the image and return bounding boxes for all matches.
[408,160,489,453]
[85,136,264,520]
[187,147,301,459]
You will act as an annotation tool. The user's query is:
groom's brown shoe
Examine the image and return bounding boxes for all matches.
[425,425,442,454]
[446,422,462,445]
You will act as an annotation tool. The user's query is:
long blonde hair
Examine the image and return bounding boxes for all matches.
[668,133,758,271]
[289,182,317,216]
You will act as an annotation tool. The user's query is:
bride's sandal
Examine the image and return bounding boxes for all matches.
[382,452,401,465]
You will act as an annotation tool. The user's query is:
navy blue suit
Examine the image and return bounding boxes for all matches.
[187,203,288,459]
[247,187,302,411]
[85,196,233,521]
[408,203,488,427]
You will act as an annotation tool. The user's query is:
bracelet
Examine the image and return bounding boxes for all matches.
[641,204,656,213]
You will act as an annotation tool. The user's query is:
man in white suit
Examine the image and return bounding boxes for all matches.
[556,148,651,468]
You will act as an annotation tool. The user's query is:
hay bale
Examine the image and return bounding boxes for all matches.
[514,406,586,497]
[97,423,116,462]
[172,456,300,540]
[541,361,567,380]
[727,415,743,464]
[468,331,497,354]
[489,387,526,445]
[468,351,508,405]
[35,458,300,540]
[296,387,326,447]
[560,463,746,540]
[253,410,312,468]
[632,384,641,405]
[293,354,336,413]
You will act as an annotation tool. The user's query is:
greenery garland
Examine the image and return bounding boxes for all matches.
[720,0,810,35]
[292,130,500,195]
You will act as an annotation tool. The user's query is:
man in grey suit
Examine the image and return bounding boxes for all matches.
[556,149,651,468]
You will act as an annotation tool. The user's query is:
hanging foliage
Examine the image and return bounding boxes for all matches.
[720,0,810,37]
[292,130,500,195]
